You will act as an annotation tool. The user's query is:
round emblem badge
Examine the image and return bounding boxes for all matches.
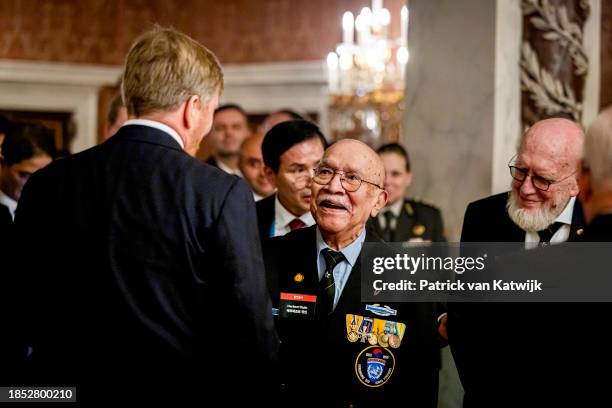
[354,346,396,387]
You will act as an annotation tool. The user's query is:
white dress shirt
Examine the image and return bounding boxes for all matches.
[0,189,17,220]
[272,195,315,237]
[217,160,243,177]
[525,196,576,248]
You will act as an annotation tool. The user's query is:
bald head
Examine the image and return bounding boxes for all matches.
[311,139,388,249]
[241,133,264,155]
[521,118,584,169]
[239,133,274,198]
[323,139,386,188]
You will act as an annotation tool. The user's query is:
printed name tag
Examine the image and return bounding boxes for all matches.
[279,292,317,319]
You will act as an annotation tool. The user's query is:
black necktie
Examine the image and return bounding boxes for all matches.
[318,248,346,316]
[537,222,564,245]
[382,211,395,242]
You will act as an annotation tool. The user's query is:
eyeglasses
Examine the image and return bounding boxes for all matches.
[508,160,577,192]
[312,166,384,192]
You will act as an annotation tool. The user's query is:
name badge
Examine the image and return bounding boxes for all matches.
[279,292,317,319]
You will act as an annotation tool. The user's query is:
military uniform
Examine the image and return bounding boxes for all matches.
[263,226,442,406]
[369,198,446,243]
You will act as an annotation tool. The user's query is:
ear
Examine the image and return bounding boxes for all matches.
[405,171,413,187]
[183,95,201,130]
[370,189,389,217]
[569,169,581,197]
[263,166,277,188]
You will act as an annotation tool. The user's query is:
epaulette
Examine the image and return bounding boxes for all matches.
[407,198,440,211]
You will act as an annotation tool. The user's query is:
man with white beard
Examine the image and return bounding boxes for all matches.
[451,117,587,407]
[460,117,586,245]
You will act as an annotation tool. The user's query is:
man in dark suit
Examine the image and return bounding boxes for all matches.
[461,118,585,245]
[370,143,446,243]
[12,28,278,403]
[206,103,250,175]
[256,120,326,240]
[449,118,587,406]
[264,139,443,406]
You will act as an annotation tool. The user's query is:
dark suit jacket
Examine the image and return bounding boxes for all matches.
[264,226,441,407]
[256,193,276,240]
[13,124,278,402]
[0,203,11,232]
[460,191,585,242]
[369,198,446,242]
[205,155,218,168]
[451,193,590,407]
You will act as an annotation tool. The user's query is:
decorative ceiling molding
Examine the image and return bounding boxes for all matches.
[0,59,327,87]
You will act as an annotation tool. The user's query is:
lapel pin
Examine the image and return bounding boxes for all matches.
[294,273,305,283]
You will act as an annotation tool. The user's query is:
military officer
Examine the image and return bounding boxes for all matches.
[370,143,446,243]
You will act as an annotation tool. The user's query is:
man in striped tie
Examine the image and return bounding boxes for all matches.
[263,139,444,406]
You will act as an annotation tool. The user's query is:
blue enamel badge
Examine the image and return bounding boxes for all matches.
[355,346,395,387]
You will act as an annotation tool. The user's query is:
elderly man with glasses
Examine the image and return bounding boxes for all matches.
[450,117,586,407]
[263,139,444,407]
[461,117,586,246]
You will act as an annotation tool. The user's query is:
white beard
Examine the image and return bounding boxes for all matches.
[506,190,568,232]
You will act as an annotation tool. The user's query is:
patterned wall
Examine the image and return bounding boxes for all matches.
[0,0,405,65]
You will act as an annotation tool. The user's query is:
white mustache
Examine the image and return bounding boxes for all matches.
[317,194,351,211]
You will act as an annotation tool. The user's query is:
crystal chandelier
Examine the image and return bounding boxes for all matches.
[326,1,408,147]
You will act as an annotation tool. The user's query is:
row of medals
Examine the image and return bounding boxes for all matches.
[347,329,401,349]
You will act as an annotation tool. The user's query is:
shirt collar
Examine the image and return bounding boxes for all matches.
[556,196,576,225]
[316,226,366,268]
[122,119,185,150]
[383,198,404,217]
[275,194,315,229]
[0,189,17,220]
[217,160,243,177]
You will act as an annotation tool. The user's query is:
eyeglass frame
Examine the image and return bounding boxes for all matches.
[312,166,385,192]
[507,155,577,192]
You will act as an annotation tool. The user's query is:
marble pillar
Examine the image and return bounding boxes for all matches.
[403,0,522,241]
[402,0,599,242]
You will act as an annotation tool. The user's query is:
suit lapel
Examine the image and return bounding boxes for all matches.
[282,226,319,294]
[568,199,586,241]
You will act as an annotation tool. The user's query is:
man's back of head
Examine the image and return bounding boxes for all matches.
[580,107,612,223]
[122,27,224,156]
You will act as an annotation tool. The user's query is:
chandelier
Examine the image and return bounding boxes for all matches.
[326,1,409,147]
